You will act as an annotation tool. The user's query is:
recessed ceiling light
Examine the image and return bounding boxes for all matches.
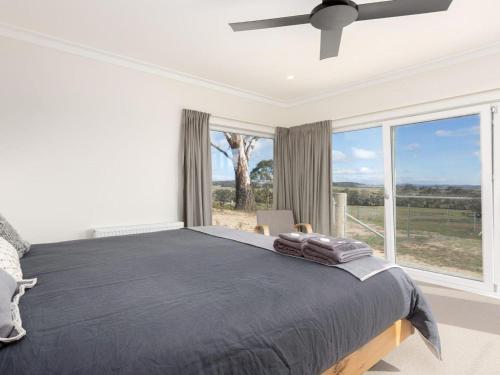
[286,75,295,80]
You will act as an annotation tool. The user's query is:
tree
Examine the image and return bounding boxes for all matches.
[213,188,235,209]
[211,133,258,211]
[250,160,273,209]
[250,159,273,186]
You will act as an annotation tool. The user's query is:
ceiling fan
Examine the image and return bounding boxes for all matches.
[229,0,454,60]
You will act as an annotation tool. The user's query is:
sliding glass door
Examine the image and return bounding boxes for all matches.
[333,105,494,292]
[385,106,494,290]
[393,114,484,280]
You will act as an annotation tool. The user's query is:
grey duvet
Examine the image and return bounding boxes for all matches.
[0,228,440,375]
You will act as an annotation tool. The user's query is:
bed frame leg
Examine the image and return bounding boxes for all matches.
[322,320,414,375]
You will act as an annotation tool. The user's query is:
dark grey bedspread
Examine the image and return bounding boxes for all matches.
[0,229,440,375]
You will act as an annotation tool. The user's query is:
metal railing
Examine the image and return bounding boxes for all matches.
[346,212,384,239]
[395,195,481,200]
[335,193,481,239]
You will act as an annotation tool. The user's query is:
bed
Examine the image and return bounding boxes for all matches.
[0,228,440,374]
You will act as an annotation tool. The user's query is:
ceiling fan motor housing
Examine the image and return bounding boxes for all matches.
[310,0,359,30]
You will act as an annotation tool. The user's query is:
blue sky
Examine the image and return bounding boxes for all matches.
[211,131,273,181]
[332,114,481,186]
[332,127,385,185]
[211,115,481,186]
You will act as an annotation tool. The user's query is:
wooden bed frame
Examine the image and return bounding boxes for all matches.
[322,320,414,375]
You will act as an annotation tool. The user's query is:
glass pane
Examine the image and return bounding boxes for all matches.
[332,127,385,257]
[393,114,483,280]
[210,131,273,232]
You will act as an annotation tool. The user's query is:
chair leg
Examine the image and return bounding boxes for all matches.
[294,223,313,234]
[255,225,270,236]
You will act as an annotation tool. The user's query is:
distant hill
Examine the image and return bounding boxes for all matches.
[215,180,480,191]
[334,182,480,189]
[213,180,235,188]
[397,183,480,189]
[333,182,373,188]
[330,182,481,210]
[396,184,481,201]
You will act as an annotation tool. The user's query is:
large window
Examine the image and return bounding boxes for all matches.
[392,113,487,281]
[332,104,494,293]
[210,130,273,232]
[332,127,385,257]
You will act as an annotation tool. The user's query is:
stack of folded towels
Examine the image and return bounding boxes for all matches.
[272,232,319,257]
[273,233,373,265]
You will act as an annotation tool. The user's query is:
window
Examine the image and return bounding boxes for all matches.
[332,104,494,293]
[332,127,385,257]
[392,113,487,281]
[210,130,273,232]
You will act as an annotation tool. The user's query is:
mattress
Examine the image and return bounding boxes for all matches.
[0,228,440,374]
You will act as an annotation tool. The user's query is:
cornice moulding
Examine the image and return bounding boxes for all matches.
[1,22,500,109]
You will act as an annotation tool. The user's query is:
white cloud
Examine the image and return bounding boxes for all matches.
[212,174,233,181]
[332,150,347,161]
[435,130,453,137]
[352,147,377,160]
[435,126,480,137]
[251,140,262,152]
[334,168,357,175]
[333,167,384,185]
[334,167,375,175]
[404,143,420,151]
[474,151,480,158]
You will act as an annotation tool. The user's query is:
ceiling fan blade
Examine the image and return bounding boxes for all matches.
[357,0,453,21]
[230,14,310,32]
[320,28,343,60]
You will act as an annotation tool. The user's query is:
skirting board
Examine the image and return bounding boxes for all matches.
[91,221,184,238]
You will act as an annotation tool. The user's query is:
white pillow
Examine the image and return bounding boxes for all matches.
[0,269,37,344]
[0,238,37,344]
[0,237,23,282]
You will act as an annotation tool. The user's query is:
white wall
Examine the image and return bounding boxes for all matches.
[3,34,500,244]
[0,36,284,243]
[282,52,500,126]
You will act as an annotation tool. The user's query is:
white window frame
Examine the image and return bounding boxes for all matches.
[332,91,499,297]
[209,116,275,139]
[384,105,494,295]
[493,103,500,295]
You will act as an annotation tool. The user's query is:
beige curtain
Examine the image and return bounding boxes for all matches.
[274,121,333,235]
[182,109,212,227]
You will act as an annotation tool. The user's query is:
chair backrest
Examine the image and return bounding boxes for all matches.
[256,210,295,236]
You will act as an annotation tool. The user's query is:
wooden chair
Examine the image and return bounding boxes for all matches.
[255,210,313,236]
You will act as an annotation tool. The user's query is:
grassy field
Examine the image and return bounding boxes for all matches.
[212,206,258,232]
[346,205,482,280]
[212,182,483,280]
[212,204,483,281]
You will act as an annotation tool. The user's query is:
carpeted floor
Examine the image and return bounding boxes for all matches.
[369,283,500,375]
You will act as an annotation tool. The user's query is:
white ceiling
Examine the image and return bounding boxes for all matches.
[1,0,499,103]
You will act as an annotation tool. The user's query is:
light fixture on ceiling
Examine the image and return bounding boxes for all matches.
[286,75,295,80]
